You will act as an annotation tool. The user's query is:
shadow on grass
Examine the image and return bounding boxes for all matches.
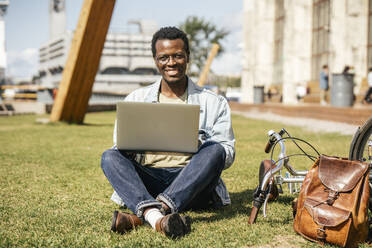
[191,188,255,222]
[115,187,296,225]
[275,194,296,205]
[80,123,114,127]
[191,189,297,225]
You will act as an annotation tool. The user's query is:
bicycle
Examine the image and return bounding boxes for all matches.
[248,116,372,224]
[247,128,320,224]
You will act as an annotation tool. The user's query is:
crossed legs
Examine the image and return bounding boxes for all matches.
[101,141,226,237]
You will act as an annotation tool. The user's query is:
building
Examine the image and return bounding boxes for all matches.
[38,0,159,97]
[0,0,8,83]
[242,0,371,104]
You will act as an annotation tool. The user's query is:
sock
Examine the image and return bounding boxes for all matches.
[144,208,164,229]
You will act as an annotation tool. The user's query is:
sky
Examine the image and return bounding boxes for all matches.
[4,0,243,79]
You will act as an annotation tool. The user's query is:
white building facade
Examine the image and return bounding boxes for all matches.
[0,0,9,83]
[39,0,159,94]
[242,0,371,104]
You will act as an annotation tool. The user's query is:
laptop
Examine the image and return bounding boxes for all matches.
[116,102,200,153]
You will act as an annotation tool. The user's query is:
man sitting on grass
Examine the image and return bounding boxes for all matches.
[101,26,235,238]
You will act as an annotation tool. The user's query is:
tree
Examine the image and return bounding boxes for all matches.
[179,16,229,75]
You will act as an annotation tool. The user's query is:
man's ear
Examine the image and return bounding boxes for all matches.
[153,58,161,73]
[153,57,159,67]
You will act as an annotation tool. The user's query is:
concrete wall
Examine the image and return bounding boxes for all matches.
[241,0,275,103]
[329,0,368,92]
[0,1,8,79]
[0,17,5,76]
[242,0,312,104]
[49,0,66,40]
[241,0,253,103]
[241,0,370,104]
[282,0,312,104]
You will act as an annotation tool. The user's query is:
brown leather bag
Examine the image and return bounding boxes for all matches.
[293,155,370,247]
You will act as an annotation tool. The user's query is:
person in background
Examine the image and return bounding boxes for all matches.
[349,66,355,74]
[342,65,351,74]
[363,67,372,104]
[296,84,307,101]
[319,64,329,105]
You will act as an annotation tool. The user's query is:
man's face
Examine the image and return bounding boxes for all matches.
[154,39,188,84]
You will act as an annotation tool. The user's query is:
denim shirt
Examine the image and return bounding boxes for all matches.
[319,71,329,90]
[110,77,236,206]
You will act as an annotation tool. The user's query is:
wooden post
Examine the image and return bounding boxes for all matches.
[197,43,220,87]
[50,0,116,123]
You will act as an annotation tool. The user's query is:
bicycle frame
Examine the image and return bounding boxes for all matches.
[260,130,308,191]
[248,128,318,224]
[258,129,308,217]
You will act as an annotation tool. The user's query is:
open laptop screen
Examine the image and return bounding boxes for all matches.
[116,102,200,153]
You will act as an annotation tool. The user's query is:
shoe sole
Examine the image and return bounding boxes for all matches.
[181,216,191,234]
[163,213,186,238]
[111,210,118,232]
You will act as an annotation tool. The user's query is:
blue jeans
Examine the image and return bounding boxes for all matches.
[101,141,226,217]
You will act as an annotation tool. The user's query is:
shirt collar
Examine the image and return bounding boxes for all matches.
[144,76,203,103]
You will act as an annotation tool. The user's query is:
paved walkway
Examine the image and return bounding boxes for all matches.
[233,110,358,135]
[229,102,372,135]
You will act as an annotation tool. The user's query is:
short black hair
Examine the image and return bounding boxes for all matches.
[151,26,190,58]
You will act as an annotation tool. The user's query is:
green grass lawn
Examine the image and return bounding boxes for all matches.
[0,112,366,247]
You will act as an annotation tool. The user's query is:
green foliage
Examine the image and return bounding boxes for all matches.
[179,16,229,75]
[0,112,357,247]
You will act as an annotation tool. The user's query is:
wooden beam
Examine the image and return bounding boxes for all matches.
[197,43,220,87]
[50,0,116,123]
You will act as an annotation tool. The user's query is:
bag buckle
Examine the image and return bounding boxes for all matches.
[325,189,339,205]
[316,226,326,241]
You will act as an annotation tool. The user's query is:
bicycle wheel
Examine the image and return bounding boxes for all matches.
[349,115,372,211]
[349,115,372,162]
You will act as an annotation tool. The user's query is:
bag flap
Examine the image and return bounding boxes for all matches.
[318,155,368,192]
[304,198,350,227]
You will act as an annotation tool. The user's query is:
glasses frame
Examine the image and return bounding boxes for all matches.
[155,53,187,65]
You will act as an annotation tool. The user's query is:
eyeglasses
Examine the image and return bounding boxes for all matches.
[155,53,187,65]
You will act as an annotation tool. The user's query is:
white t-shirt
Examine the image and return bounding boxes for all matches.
[368,71,372,87]
[142,89,192,168]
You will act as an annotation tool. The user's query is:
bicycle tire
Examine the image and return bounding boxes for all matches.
[349,115,372,161]
[349,115,372,211]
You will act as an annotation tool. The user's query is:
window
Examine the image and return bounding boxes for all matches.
[100,67,130,75]
[311,0,330,80]
[132,68,158,75]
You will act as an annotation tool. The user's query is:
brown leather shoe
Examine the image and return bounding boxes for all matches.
[111,211,143,234]
[155,213,191,238]
[180,215,191,234]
